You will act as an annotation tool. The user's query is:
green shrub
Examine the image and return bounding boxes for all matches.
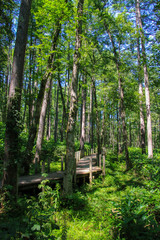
[75,140,80,151]
[40,139,66,161]
[26,181,62,239]
[111,188,159,240]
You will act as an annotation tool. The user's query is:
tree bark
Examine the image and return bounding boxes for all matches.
[54,79,59,143]
[92,77,101,158]
[23,22,61,174]
[118,104,122,154]
[136,0,153,158]
[34,76,52,173]
[2,0,32,196]
[58,76,67,142]
[80,74,86,158]
[63,0,84,195]
[46,89,52,141]
[136,3,146,154]
[105,25,132,170]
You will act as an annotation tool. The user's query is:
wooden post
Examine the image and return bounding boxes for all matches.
[102,154,105,176]
[75,152,77,164]
[89,156,92,184]
[73,157,77,187]
[99,154,101,168]
[61,156,64,171]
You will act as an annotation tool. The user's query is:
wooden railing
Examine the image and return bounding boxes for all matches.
[42,148,106,184]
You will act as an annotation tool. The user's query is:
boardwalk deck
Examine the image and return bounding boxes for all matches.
[1,154,102,191]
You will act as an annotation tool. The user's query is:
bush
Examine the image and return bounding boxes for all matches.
[26,181,62,239]
[75,140,80,151]
[111,188,159,240]
[41,139,66,162]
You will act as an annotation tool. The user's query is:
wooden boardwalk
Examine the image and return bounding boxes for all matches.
[1,154,102,191]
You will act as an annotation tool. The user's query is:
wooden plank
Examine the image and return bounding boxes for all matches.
[0,154,102,191]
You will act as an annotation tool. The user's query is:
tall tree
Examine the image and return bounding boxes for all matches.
[24,21,61,174]
[136,0,153,158]
[80,74,86,157]
[63,0,84,195]
[105,27,132,170]
[136,4,146,154]
[2,0,32,195]
[34,76,52,173]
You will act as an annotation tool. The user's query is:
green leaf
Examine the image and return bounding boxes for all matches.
[31,224,41,231]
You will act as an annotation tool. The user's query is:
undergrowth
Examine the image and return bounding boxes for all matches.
[0,148,160,239]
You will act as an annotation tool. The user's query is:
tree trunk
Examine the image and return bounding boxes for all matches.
[90,85,94,149]
[34,77,52,173]
[58,76,67,142]
[2,0,32,196]
[92,77,101,158]
[105,25,132,170]
[46,89,52,141]
[23,22,61,175]
[118,104,122,154]
[136,0,153,158]
[63,0,84,195]
[136,4,146,154]
[54,79,59,143]
[80,74,86,158]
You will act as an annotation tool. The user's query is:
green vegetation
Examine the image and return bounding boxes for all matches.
[1,148,160,239]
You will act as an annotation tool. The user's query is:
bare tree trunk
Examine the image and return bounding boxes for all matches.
[91,85,94,149]
[34,77,52,173]
[58,76,67,142]
[136,5,146,154]
[63,0,84,195]
[80,75,86,157]
[2,0,32,196]
[86,87,90,143]
[46,89,52,141]
[54,79,59,143]
[118,104,122,154]
[101,108,105,148]
[92,77,101,158]
[136,0,153,158]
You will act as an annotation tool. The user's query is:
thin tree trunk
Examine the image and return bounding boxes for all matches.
[34,77,52,173]
[2,0,32,196]
[46,89,52,141]
[24,22,61,175]
[58,76,67,142]
[136,5,146,154]
[136,0,153,158]
[80,75,86,158]
[91,85,94,149]
[118,104,122,154]
[54,79,59,143]
[63,0,84,195]
[105,25,132,170]
[86,87,90,143]
[92,77,101,158]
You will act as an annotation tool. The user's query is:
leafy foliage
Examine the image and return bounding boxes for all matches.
[1,148,160,239]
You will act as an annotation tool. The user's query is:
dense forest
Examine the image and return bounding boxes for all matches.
[0,0,160,239]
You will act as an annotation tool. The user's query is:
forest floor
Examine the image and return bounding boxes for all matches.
[0,148,160,239]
